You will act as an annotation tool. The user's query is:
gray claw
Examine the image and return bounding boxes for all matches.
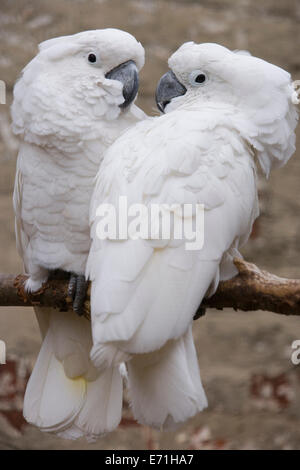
[193,306,206,321]
[68,273,88,317]
[68,274,77,300]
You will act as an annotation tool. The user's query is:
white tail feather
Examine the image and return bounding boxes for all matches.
[127,326,207,430]
[24,308,123,439]
[58,367,123,441]
[24,329,86,433]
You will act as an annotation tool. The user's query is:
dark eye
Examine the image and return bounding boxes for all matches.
[88,53,97,63]
[195,74,206,83]
[189,70,208,87]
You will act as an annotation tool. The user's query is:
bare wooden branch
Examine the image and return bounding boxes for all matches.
[0,258,300,318]
[201,259,300,316]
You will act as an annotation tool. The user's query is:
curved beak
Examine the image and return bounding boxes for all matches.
[155,70,187,113]
[105,60,139,109]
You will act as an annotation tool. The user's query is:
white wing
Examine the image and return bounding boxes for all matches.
[87,108,258,363]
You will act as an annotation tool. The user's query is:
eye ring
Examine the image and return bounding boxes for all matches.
[87,53,98,64]
[189,70,208,87]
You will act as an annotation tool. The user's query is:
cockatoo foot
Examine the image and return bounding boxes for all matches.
[24,276,48,293]
[67,273,88,317]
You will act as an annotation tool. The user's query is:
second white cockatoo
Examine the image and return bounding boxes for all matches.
[87,43,298,430]
[11,29,146,440]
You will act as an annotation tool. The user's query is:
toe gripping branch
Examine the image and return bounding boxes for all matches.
[11,271,91,320]
[67,273,89,317]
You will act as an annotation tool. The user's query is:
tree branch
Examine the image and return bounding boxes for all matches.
[0,258,300,320]
[201,259,300,316]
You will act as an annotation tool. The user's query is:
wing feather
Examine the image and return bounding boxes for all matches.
[87,110,258,357]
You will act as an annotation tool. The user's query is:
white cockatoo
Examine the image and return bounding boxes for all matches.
[11,29,146,440]
[87,42,298,430]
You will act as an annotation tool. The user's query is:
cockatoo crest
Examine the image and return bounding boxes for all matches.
[165,42,298,176]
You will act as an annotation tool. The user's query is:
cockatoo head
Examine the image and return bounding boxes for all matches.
[156,42,298,175]
[12,29,145,143]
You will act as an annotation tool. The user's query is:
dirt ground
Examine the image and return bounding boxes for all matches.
[0,0,300,450]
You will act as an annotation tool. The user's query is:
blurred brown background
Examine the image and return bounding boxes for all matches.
[0,0,300,450]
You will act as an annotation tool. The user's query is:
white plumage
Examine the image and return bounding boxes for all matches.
[12,29,146,440]
[87,42,298,429]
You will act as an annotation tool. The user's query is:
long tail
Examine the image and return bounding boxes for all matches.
[24,308,123,440]
[126,326,207,430]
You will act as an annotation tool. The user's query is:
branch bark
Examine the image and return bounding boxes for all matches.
[1,258,300,319]
[201,259,300,316]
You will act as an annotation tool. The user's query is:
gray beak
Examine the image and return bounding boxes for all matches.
[155,70,187,113]
[105,60,139,109]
